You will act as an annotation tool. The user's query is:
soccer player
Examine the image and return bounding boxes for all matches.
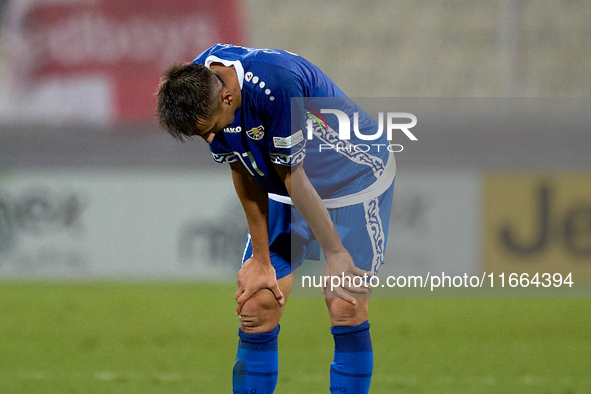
[156,44,395,394]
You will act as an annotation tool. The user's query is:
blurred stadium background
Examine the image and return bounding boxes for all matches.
[0,0,590,392]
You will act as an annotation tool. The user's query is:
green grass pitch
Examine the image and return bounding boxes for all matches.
[0,282,590,393]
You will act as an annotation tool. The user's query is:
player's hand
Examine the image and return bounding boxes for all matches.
[235,256,285,315]
[322,249,372,305]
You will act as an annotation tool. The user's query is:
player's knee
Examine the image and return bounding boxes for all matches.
[326,297,368,327]
[239,289,283,334]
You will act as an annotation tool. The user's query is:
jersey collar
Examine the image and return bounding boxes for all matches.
[204,55,245,90]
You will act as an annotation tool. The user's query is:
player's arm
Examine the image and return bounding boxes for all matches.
[273,162,370,304]
[230,161,285,315]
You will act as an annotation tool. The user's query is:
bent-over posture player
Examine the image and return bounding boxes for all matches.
[156,44,395,394]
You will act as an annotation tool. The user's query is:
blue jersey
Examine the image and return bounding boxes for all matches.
[193,44,395,206]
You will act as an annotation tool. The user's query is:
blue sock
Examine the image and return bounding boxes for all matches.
[233,325,280,394]
[330,321,373,394]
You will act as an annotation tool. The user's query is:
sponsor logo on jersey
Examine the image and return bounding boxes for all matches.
[224,126,242,133]
[273,130,304,149]
[246,125,265,140]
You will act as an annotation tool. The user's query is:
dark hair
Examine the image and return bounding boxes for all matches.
[156,63,222,142]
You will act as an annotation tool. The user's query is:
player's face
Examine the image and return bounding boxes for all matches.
[194,76,239,144]
[194,105,235,144]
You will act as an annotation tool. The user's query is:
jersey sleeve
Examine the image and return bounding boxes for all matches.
[253,65,307,166]
[209,132,238,164]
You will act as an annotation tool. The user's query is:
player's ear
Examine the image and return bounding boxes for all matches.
[220,88,233,106]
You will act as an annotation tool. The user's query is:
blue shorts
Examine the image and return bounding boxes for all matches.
[241,181,395,279]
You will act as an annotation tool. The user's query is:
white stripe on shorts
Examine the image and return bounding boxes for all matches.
[241,233,252,266]
[363,197,385,276]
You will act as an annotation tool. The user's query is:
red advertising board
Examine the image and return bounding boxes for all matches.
[4,0,248,124]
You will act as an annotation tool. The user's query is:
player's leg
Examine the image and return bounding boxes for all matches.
[325,296,374,394]
[238,272,293,333]
[233,199,303,394]
[232,273,293,394]
[236,199,299,333]
[325,182,395,394]
[325,293,370,327]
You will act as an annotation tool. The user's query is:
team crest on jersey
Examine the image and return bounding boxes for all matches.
[246,125,265,140]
